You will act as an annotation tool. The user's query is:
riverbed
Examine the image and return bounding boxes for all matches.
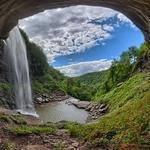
[36,98,89,124]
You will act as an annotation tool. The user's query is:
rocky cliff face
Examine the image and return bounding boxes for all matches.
[0,40,7,82]
[0,40,15,109]
[0,0,150,45]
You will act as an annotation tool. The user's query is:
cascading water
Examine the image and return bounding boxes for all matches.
[4,26,37,117]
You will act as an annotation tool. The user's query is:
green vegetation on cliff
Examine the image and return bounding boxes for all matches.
[74,43,149,101]
[20,29,67,95]
[94,73,150,111]
[65,72,150,148]
[63,43,150,148]
[20,29,49,78]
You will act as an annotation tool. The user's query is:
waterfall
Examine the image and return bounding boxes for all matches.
[4,26,37,117]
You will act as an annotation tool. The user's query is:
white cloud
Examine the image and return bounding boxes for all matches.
[19,5,134,62]
[117,13,131,24]
[56,59,112,77]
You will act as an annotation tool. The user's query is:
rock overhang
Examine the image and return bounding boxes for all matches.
[0,0,150,44]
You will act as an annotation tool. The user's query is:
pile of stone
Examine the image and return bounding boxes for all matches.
[35,92,69,104]
[86,103,108,120]
[69,100,108,120]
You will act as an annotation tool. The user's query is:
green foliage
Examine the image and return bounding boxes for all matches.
[65,73,150,147]
[91,138,109,148]
[100,46,139,92]
[94,73,150,110]
[75,44,149,101]
[20,29,49,78]
[6,125,56,135]
[0,114,27,125]
[0,83,11,93]
[10,115,27,125]
[28,42,49,77]
[32,72,65,95]
[62,78,92,101]
[138,42,149,56]
[0,114,11,123]
[75,70,108,86]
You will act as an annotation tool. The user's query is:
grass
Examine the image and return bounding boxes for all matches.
[0,114,11,123]
[5,124,56,135]
[0,113,56,136]
[65,73,150,148]
[94,72,150,111]
[65,93,150,147]
[0,114,27,125]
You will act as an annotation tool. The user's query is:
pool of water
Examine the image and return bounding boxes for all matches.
[36,98,89,124]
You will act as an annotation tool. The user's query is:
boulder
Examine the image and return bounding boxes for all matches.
[72,101,91,109]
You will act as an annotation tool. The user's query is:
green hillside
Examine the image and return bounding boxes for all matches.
[75,70,109,86]
[75,44,149,100]
[65,72,150,148]
[63,43,150,148]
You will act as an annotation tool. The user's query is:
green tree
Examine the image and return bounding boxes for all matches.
[20,29,49,78]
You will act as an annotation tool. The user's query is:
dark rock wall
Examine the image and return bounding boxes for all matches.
[0,40,6,82]
[0,40,15,109]
[0,0,150,45]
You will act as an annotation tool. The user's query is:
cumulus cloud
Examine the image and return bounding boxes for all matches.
[19,5,133,62]
[56,59,112,77]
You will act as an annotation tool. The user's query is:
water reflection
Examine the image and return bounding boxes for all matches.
[36,99,89,124]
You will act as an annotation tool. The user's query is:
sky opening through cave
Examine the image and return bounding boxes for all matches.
[19,5,144,77]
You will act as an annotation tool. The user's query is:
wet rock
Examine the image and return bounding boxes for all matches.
[99,104,106,109]
[85,103,93,111]
[43,140,49,144]
[72,101,91,109]
[36,97,42,102]
[42,94,49,98]
[35,92,69,104]
[99,106,108,113]
[72,142,79,148]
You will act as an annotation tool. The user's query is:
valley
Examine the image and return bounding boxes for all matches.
[0,3,150,150]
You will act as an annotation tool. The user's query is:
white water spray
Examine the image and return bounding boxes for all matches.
[5,26,37,117]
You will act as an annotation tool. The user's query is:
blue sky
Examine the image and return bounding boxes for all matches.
[19,6,144,76]
[53,16,143,67]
